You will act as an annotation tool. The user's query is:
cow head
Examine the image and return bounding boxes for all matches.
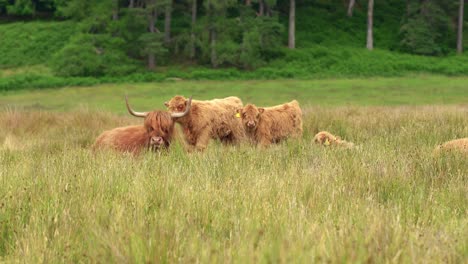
[126,96,192,150]
[236,104,265,131]
[164,95,193,118]
[313,131,339,145]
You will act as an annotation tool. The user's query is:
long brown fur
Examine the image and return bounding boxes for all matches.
[313,131,355,149]
[93,111,175,155]
[237,100,303,146]
[164,95,245,151]
[433,138,468,155]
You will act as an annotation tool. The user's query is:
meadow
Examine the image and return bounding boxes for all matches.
[0,78,467,263]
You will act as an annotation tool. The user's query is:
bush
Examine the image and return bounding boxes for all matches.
[0,21,77,67]
[49,33,138,77]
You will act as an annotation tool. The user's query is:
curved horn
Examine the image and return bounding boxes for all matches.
[171,96,193,118]
[125,95,148,118]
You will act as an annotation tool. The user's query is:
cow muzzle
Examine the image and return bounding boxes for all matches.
[150,136,165,146]
[246,121,256,129]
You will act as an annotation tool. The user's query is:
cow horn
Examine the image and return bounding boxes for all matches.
[125,95,148,118]
[171,96,192,118]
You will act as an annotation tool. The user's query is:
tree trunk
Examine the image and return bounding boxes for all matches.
[246,0,252,6]
[347,0,355,17]
[112,0,119,20]
[148,7,157,69]
[366,0,374,50]
[164,1,172,44]
[288,0,295,49]
[210,28,217,67]
[457,0,464,54]
[406,0,410,16]
[190,0,197,59]
[265,2,271,17]
[259,0,264,16]
[129,0,135,8]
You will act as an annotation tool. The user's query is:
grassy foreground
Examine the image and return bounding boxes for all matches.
[1,76,468,113]
[0,103,467,262]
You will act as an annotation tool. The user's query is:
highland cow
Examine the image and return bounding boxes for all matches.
[433,138,468,155]
[236,100,303,146]
[93,96,192,154]
[313,131,355,149]
[164,95,245,151]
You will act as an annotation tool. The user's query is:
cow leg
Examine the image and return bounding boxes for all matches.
[195,130,211,151]
[259,137,272,147]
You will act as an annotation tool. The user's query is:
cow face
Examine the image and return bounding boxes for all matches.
[144,111,175,150]
[165,96,190,116]
[237,104,264,131]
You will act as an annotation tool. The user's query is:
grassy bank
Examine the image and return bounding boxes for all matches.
[1,76,468,113]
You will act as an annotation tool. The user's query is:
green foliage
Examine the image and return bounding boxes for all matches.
[0,21,76,67]
[0,0,56,15]
[0,0,467,79]
[399,0,452,55]
[138,33,169,64]
[49,33,138,77]
[5,0,34,15]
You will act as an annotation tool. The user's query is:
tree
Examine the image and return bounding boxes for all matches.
[164,0,172,44]
[202,0,236,68]
[112,0,119,20]
[399,0,451,55]
[288,0,295,49]
[190,0,197,59]
[457,0,464,54]
[258,0,264,16]
[366,0,374,50]
[136,0,167,69]
[347,0,355,17]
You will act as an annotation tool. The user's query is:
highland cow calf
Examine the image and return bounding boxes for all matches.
[236,100,303,146]
[93,96,191,154]
[433,138,468,155]
[164,95,245,151]
[313,131,355,149]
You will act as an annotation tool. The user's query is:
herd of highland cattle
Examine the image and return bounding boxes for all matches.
[93,95,468,155]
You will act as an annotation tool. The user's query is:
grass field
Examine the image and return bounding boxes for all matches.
[0,77,467,262]
[1,76,468,113]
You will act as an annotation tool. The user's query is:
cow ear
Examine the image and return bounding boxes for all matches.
[164,102,169,107]
[258,108,265,114]
[236,108,242,114]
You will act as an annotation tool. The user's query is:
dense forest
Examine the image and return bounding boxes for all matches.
[0,0,467,81]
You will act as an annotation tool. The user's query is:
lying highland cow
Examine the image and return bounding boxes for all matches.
[313,131,355,149]
[433,138,468,155]
[93,96,192,154]
[164,95,245,151]
[236,100,303,146]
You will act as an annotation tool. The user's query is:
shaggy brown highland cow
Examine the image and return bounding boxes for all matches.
[433,138,468,155]
[313,131,355,149]
[93,96,192,154]
[164,95,245,151]
[236,100,303,146]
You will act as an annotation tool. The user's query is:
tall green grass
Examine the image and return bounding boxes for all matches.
[0,105,466,262]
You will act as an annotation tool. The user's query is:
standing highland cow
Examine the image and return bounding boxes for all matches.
[164,95,245,151]
[93,96,192,154]
[236,100,303,146]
